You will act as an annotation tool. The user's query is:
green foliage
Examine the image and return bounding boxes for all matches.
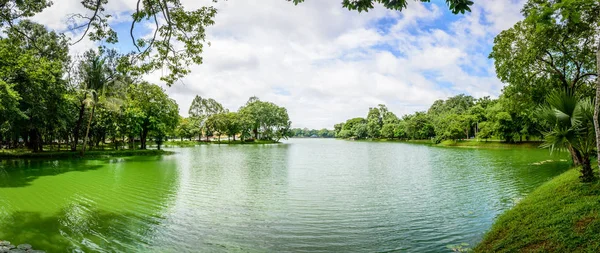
[127,82,179,149]
[538,91,596,181]
[176,97,292,143]
[291,128,335,138]
[238,97,292,141]
[334,94,546,143]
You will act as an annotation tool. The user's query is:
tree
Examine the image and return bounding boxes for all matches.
[175,117,195,141]
[78,49,122,155]
[352,123,368,139]
[238,97,291,142]
[206,113,226,143]
[539,91,596,182]
[127,82,179,149]
[380,123,397,139]
[366,107,382,138]
[477,121,493,141]
[222,112,242,141]
[188,95,225,141]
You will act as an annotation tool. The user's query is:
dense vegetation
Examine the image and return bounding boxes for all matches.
[333,94,545,143]
[0,21,178,154]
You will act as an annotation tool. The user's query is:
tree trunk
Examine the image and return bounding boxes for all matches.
[72,95,86,151]
[81,103,96,156]
[38,131,43,152]
[568,145,583,167]
[140,127,148,149]
[594,39,600,176]
[29,129,39,153]
[580,155,595,182]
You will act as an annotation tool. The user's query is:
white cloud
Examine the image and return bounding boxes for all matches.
[33,0,526,129]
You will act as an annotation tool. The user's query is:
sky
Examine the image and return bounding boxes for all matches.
[31,0,526,129]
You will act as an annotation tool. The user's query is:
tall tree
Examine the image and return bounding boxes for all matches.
[188,95,225,141]
[77,48,123,155]
[127,82,179,149]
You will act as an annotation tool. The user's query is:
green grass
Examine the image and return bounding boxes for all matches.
[475,167,600,252]
[438,140,542,149]
[0,149,173,159]
[348,138,542,149]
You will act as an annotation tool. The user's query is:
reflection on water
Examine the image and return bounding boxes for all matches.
[0,139,568,252]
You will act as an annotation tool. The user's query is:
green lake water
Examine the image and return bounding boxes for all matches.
[0,139,569,252]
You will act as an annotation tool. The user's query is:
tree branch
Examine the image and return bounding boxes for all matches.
[539,50,569,89]
[72,0,102,44]
[130,0,142,52]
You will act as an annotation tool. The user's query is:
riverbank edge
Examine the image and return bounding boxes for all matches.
[341,138,542,149]
[161,140,281,147]
[0,149,173,159]
[474,167,600,252]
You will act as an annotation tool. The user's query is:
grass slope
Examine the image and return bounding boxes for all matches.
[438,140,542,149]
[351,138,543,149]
[475,168,600,252]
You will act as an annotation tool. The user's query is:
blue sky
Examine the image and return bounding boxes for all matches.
[32,0,526,129]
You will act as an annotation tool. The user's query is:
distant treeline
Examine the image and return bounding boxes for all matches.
[290,128,335,138]
[175,96,292,142]
[334,94,547,143]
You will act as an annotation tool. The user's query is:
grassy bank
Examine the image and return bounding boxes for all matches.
[437,140,542,149]
[475,168,600,252]
[0,149,173,159]
[346,138,542,149]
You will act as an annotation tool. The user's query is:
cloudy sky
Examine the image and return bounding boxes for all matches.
[32,0,526,129]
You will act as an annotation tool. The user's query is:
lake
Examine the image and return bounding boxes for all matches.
[0,139,569,252]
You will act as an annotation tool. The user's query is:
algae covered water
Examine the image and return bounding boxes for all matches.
[0,139,568,252]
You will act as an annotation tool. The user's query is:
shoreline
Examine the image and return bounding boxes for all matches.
[0,149,173,159]
[337,138,543,149]
[474,167,599,252]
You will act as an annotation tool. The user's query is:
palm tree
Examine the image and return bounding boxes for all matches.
[79,49,123,156]
[539,91,596,182]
